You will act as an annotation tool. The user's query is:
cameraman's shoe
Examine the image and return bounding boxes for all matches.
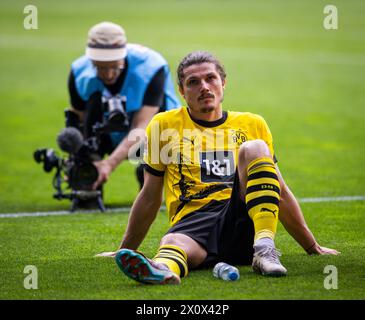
[115,249,181,285]
[73,198,99,210]
[252,246,287,277]
[70,185,105,212]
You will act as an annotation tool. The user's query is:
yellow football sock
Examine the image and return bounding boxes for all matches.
[153,245,188,277]
[245,157,281,241]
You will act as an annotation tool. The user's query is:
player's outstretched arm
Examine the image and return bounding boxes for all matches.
[275,165,340,255]
[95,171,164,257]
[119,170,164,250]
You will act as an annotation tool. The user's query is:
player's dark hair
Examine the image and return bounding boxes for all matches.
[177,51,226,88]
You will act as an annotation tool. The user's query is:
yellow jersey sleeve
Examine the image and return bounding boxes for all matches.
[143,117,166,175]
[256,115,275,157]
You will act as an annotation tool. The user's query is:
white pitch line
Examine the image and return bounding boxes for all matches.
[0,206,135,219]
[299,196,365,203]
[0,196,365,219]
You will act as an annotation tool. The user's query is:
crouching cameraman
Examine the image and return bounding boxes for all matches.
[66,21,181,193]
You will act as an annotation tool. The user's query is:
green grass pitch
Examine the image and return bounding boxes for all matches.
[0,0,364,300]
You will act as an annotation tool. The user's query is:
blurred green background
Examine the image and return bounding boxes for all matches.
[0,0,364,300]
[1,0,364,212]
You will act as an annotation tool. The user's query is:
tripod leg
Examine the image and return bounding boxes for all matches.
[97,195,106,212]
[70,198,79,212]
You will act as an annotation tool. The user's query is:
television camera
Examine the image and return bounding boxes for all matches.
[34,94,129,212]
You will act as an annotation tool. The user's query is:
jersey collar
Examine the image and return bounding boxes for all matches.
[187,108,228,128]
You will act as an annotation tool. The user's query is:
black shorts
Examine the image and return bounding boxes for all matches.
[165,173,255,268]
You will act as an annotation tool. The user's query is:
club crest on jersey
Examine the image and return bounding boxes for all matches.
[230,129,248,146]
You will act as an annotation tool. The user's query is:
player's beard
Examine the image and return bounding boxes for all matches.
[199,93,224,113]
[200,106,215,113]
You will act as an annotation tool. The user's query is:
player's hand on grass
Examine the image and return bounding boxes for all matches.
[306,243,340,255]
[94,251,117,258]
[92,160,113,190]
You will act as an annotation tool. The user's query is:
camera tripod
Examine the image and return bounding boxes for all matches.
[69,190,106,212]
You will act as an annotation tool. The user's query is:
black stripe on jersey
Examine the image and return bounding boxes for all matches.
[246,196,280,211]
[246,184,280,195]
[175,183,230,214]
[247,171,278,181]
[143,163,165,177]
[187,109,228,128]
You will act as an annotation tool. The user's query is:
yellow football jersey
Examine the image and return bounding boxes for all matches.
[143,106,275,226]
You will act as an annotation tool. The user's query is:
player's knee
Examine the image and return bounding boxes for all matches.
[238,139,271,165]
[160,233,188,249]
[160,233,207,268]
